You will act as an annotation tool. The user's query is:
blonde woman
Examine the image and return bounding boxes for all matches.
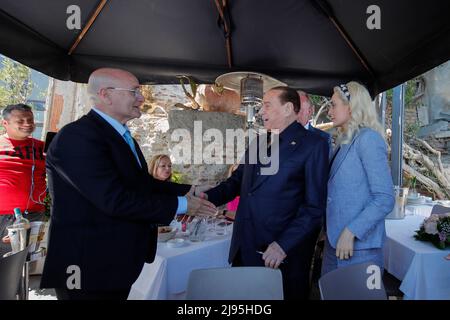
[321,81,395,276]
[149,154,172,181]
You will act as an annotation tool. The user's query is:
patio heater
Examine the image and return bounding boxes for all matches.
[240,75,263,128]
[215,71,286,129]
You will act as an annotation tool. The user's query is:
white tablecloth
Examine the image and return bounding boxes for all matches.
[128,232,232,300]
[404,204,434,217]
[384,207,450,300]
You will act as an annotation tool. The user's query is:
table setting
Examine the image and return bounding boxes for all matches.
[384,196,450,300]
[128,215,233,300]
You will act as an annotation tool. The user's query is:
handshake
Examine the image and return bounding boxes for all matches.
[185,184,216,216]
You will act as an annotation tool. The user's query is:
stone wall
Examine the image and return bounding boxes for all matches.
[43,80,90,135]
[404,107,418,126]
[167,109,246,184]
[417,61,450,147]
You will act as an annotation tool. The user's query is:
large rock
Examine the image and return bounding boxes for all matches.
[418,120,448,138]
[423,61,450,123]
[168,109,246,184]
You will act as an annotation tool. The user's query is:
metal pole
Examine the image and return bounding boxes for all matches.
[24,261,29,300]
[18,261,29,300]
[391,84,405,186]
[381,92,387,130]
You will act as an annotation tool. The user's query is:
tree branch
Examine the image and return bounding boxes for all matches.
[403,163,447,199]
[404,142,450,189]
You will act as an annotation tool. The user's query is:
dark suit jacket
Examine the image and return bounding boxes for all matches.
[308,124,332,155]
[206,122,328,270]
[41,110,190,291]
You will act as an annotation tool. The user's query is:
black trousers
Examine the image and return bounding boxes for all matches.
[55,287,130,300]
[232,249,312,300]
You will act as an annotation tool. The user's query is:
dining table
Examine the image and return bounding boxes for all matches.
[384,204,450,300]
[128,228,232,300]
[127,205,450,300]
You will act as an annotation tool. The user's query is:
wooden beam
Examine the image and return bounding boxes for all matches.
[328,16,375,79]
[68,0,108,55]
[214,0,232,68]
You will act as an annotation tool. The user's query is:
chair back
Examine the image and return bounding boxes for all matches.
[186,267,283,300]
[0,248,28,300]
[318,262,387,300]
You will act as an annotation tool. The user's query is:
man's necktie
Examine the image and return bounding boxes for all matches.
[123,130,142,167]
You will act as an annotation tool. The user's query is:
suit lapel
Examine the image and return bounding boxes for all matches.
[250,133,270,190]
[87,110,144,171]
[328,132,359,181]
[250,124,305,192]
[135,140,147,172]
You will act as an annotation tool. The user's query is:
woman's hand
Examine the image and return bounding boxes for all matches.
[336,227,355,260]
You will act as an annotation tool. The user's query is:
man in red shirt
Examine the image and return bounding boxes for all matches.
[0,104,47,253]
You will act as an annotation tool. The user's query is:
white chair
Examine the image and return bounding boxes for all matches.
[186,267,283,300]
[318,262,387,300]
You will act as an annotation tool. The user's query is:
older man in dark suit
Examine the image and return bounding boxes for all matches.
[202,87,329,299]
[297,90,332,154]
[41,68,216,300]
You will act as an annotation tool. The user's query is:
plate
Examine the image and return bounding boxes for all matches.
[407,196,428,205]
[167,238,187,248]
[157,226,177,242]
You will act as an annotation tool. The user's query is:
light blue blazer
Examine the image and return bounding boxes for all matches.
[326,128,395,250]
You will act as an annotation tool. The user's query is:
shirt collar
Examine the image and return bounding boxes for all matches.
[92,107,129,136]
[304,121,311,130]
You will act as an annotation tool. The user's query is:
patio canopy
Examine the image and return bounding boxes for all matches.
[1,0,449,96]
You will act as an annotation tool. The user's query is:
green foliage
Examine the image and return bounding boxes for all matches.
[176,75,201,109]
[404,122,421,138]
[171,171,188,184]
[0,55,34,107]
[309,94,325,107]
[410,176,417,189]
[177,75,198,99]
[386,79,419,109]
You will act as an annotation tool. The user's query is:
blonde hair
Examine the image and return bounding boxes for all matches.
[333,81,384,145]
[148,154,172,181]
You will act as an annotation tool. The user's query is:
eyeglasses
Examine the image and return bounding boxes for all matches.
[104,87,143,97]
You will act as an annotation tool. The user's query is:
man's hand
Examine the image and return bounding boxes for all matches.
[186,185,195,196]
[186,185,214,199]
[262,241,287,269]
[186,194,217,216]
[2,235,10,244]
[336,227,355,260]
[194,184,215,199]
